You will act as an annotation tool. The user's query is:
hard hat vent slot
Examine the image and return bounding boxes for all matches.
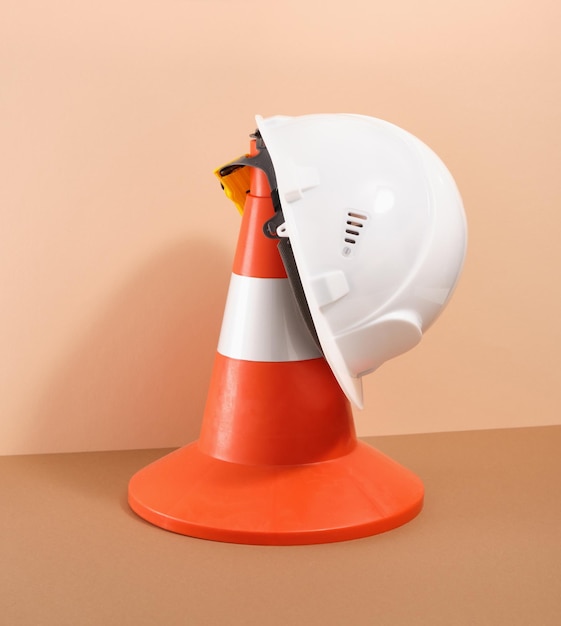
[343,211,368,254]
[348,211,368,220]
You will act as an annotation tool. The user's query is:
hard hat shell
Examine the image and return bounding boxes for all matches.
[256,114,467,408]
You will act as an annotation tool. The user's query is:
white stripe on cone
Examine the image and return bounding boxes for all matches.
[218,273,321,362]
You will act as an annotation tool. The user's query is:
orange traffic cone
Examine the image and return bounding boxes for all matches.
[128,140,424,544]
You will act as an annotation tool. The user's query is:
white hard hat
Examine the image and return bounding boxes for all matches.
[256,113,467,408]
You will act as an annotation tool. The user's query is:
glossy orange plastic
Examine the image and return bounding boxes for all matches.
[127,140,424,544]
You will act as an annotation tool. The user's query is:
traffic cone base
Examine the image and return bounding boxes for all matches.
[128,439,424,545]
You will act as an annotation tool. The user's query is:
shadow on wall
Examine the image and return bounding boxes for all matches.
[25,238,232,454]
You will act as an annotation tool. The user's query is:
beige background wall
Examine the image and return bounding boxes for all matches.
[1,0,560,455]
